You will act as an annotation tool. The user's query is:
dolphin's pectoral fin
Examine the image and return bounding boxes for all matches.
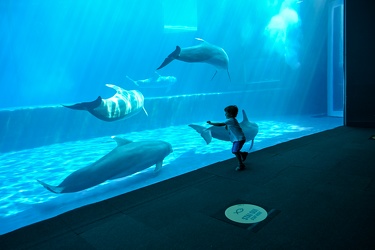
[63,96,102,111]
[37,180,64,194]
[142,107,149,116]
[227,69,231,82]
[211,70,218,81]
[154,161,163,172]
[249,139,254,151]
[157,46,181,70]
[111,136,132,147]
[211,70,232,82]
[126,76,138,86]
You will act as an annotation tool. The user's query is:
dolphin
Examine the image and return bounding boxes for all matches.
[126,72,177,88]
[157,38,231,81]
[189,110,259,151]
[63,84,147,122]
[37,137,173,194]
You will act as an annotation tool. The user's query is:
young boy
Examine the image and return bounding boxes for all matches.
[207,105,248,171]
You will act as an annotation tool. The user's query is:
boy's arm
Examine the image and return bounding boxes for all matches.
[207,121,226,126]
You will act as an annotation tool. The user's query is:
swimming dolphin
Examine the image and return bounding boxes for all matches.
[189,110,258,151]
[157,38,231,81]
[63,84,147,122]
[37,137,173,194]
[126,72,177,89]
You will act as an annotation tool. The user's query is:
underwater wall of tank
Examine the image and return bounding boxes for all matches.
[0,0,338,153]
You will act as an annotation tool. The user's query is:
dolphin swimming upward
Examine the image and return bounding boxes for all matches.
[37,137,173,194]
[157,38,231,81]
[189,110,259,151]
[63,84,147,122]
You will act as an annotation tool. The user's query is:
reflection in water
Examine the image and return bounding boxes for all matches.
[0,116,341,234]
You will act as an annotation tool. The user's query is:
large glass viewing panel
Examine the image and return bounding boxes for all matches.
[0,0,343,235]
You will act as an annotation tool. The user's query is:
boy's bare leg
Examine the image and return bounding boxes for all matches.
[234,153,245,171]
[241,152,248,162]
[234,153,243,164]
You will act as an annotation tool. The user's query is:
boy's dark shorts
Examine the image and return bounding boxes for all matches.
[232,140,246,153]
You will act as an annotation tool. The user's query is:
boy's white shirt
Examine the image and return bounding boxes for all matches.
[224,118,246,142]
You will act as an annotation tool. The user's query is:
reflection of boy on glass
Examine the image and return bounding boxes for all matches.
[207,105,248,171]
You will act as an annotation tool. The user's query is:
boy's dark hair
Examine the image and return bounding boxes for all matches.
[224,105,239,117]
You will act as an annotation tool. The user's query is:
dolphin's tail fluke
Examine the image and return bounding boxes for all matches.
[37,180,64,194]
[188,124,213,144]
[157,46,181,70]
[126,76,138,86]
[201,129,212,144]
[63,96,102,111]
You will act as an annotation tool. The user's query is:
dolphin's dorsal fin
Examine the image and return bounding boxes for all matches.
[105,84,123,93]
[111,136,132,147]
[242,110,249,122]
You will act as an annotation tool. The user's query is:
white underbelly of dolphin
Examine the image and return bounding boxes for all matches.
[63,84,147,122]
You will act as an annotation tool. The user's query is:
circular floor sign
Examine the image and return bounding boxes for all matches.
[225,204,268,224]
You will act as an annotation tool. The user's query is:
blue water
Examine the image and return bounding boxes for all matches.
[0,116,341,235]
[0,0,344,235]
[1,0,308,109]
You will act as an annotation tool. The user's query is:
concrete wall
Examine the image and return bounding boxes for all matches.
[0,90,285,153]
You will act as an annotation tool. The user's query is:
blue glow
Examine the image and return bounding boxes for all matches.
[0,0,344,235]
[265,0,302,69]
[0,116,341,234]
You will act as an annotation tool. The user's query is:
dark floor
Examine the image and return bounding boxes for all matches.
[1,126,375,250]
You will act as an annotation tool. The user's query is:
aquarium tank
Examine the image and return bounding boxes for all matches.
[0,0,344,234]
